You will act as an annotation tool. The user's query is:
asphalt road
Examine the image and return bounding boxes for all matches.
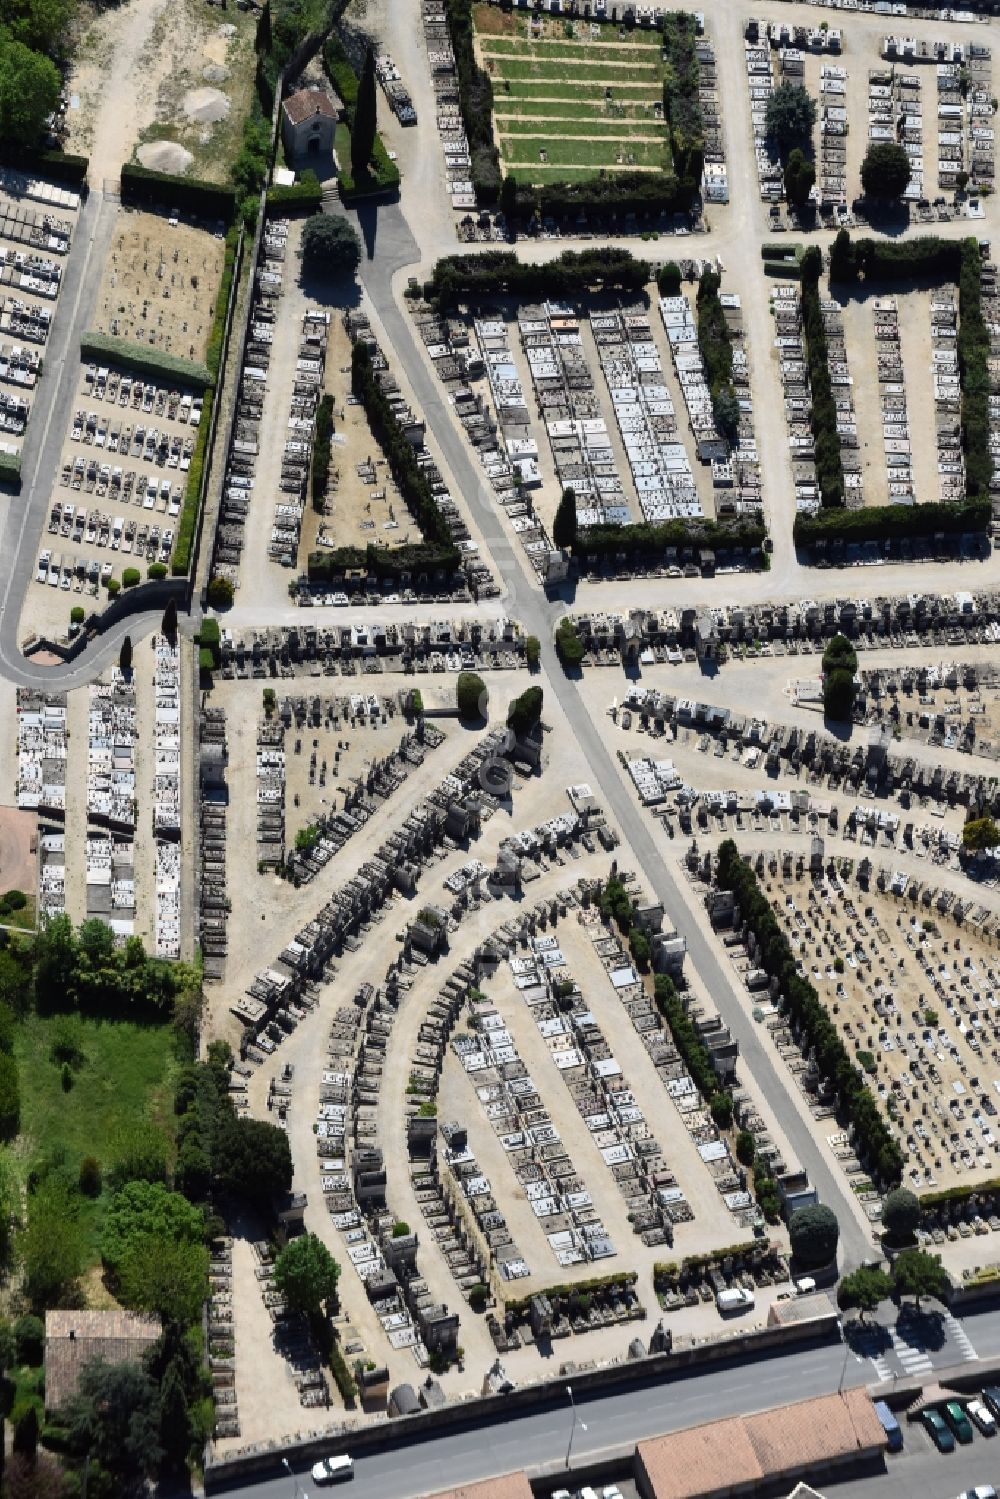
[215,1331,863,1498]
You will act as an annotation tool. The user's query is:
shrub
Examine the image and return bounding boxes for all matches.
[106,579,120,598]
[121,568,140,589]
[789,1205,840,1268]
[882,1186,920,1245]
[79,1156,102,1198]
[206,575,234,610]
[391,1221,410,1237]
[13,1315,43,1367]
[456,672,486,721]
[147,562,167,580]
[119,163,236,222]
[69,606,85,624]
[525,636,540,668]
[79,332,211,391]
[658,262,682,297]
[468,1284,488,1312]
[736,1130,756,1166]
[555,617,585,665]
[507,686,542,737]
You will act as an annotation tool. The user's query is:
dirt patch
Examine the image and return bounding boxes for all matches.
[183,86,231,124]
[0,807,37,899]
[93,209,226,361]
[136,140,195,174]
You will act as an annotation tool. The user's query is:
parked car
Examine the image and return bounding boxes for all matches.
[311,1456,354,1485]
[981,1386,1000,1421]
[873,1400,902,1452]
[957,1487,996,1499]
[943,1402,974,1444]
[967,1399,997,1436]
[922,1408,955,1452]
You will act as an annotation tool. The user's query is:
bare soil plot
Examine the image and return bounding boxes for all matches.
[473,5,668,182]
[301,312,429,564]
[768,869,1000,1197]
[0,806,37,903]
[94,210,226,364]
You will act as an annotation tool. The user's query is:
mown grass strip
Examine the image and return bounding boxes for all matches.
[501,117,665,138]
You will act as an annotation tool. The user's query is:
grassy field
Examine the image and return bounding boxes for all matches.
[474,3,669,186]
[15,1013,178,1266]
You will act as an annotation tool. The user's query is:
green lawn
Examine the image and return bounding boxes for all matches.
[484,56,661,82]
[482,37,661,61]
[475,5,669,184]
[15,1012,179,1265]
[500,117,665,139]
[501,136,668,169]
[495,99,660,121]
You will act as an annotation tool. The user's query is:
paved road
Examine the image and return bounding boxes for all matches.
[215,1329,862,1497]
[0,186,168,690]
[212,1297,1000,1499]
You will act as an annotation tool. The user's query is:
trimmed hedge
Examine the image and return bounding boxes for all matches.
[662,10,703,189]
[80,332,211,391]
[120,163,237,223]
[172,388,213,575]
[573,515,766,563]
[425,248,650,312]
[265,181,323,212]
[307,540,459,584]
[504,1270,637,1315]
[696,268,735,437]
[800,248,845,509]
[716,840,903,1185]
[349,340,452,544]
[794,495,990,548]
[205,225,240,383]
[0,143,88,184]
[0,451,22,490]
[312,393,334,510]
[442,0,501,205]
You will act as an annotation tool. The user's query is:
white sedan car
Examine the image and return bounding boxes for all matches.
[966,1399,997,1436]
[311,1455,354,1485]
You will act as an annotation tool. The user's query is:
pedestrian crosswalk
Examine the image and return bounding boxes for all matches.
[849,1312,979,1381]
[890,1326,933,1377]
[943,1311,979,1363]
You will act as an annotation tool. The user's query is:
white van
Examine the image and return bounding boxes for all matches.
[716,1287,755,1315]
[311,1455,354,1485]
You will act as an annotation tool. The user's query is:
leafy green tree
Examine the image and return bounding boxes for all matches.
[11,1405,37,1461]
[0,38,60,146]
[553,487,577,549]
[507,686,543,737]
[5,1451,74,1498]
[206,575,234,610]
[216,1115,292,1207]
[13,1315,42,1366]
[300,214,362,276]
[765,82,816,152]
[274,1232,341,1317]
[892,1248,950,1309]
[824,668,855,723]
[837,1265,892,1321]
[963,816,1000,853]
[525,635,540,668]
[657,261,682,297]
[709,1091,733,1129]
[784,147,816,207]
[118,1235,209,1326]
[555,618,584,665]
[822,633,858,675]
[735,1130,756,1166]
[861,141,912,201]
[0,0,73,54]
[456,671,487,721]
[158,1355,193,1474]
[789,1204,840,1268]
[881,1186,920,1245]
[62,1358,162,1488]
[0,950,29,1017]
[101,1181,204,1279]
[712,387,740,443]
[829,227,857,283]
[108,1120,169,1187]
[32,913,77,1009]
[20,1180,84,1305]
[352,45,377,179]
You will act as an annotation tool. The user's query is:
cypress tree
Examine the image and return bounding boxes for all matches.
[352,46,377,181]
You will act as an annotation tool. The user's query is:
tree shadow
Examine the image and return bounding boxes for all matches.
[843,1318,891,1356]
[896,1302,947,1352]
[296,259,364,312]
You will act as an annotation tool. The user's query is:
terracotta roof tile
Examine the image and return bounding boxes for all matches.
[428,1472,534,1499]
[283,89,337,126]
[45,1309,161,1411]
